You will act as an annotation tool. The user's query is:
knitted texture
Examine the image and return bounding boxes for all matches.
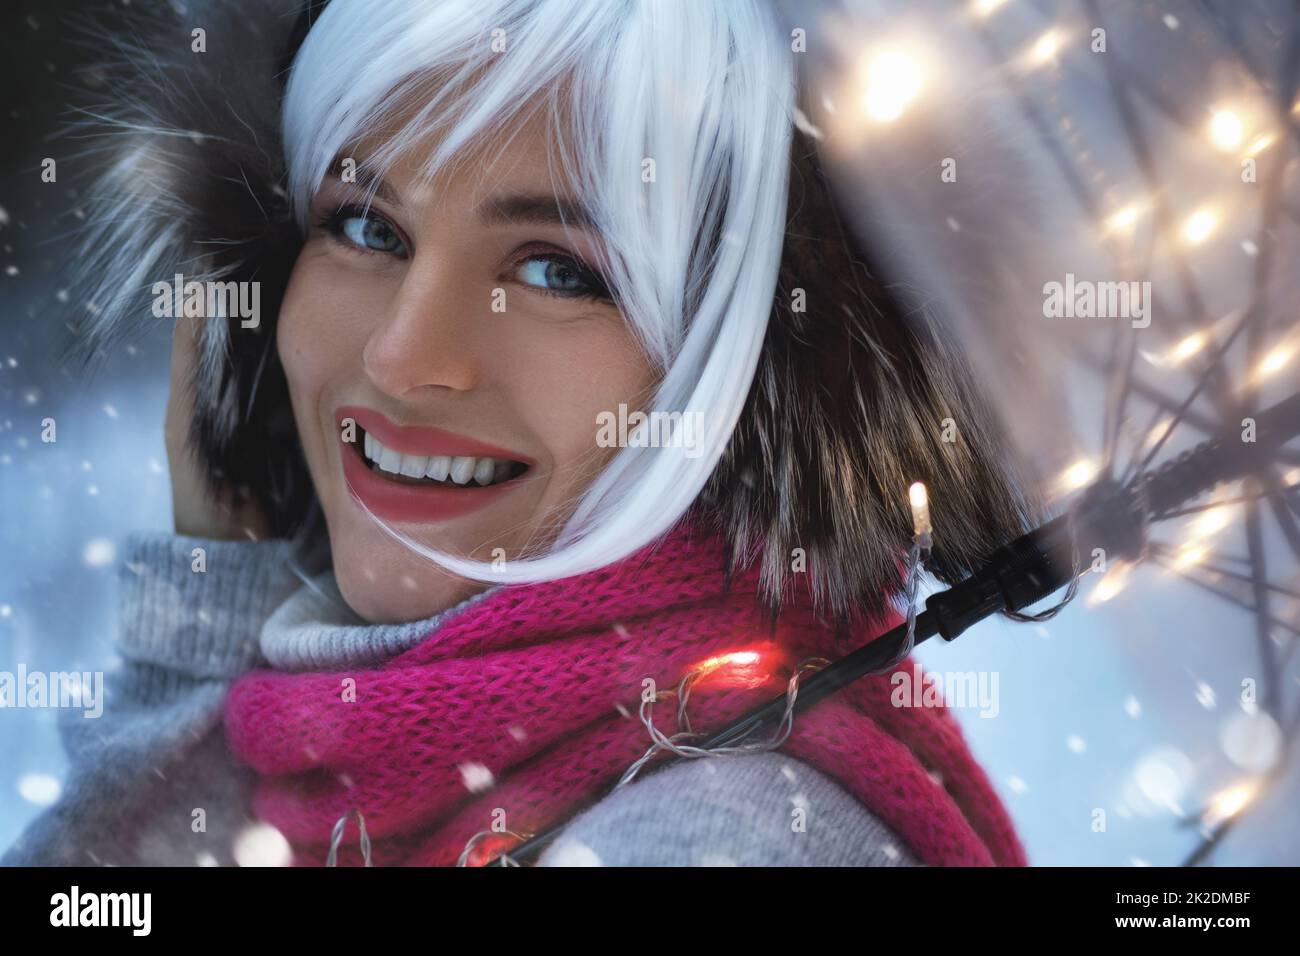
[223,524,1027,867]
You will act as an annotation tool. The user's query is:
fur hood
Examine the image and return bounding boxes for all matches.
[63,0,1037,622]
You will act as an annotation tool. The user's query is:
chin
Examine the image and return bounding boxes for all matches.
[326,512,490,625]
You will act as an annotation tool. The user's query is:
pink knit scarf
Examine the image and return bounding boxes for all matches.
[223,523,1027,867]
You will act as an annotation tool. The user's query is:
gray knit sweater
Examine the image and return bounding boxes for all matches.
[2,532,917,867]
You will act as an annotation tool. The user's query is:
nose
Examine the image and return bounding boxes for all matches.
[362,259,480,397]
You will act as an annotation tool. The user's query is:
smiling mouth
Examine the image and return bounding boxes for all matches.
[352,426,529,489]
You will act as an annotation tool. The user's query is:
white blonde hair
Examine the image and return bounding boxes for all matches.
[282,0,795,582]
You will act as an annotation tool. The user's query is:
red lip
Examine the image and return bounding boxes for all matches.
[335,406,533,524]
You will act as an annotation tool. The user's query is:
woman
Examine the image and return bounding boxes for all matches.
[5,0,1034,866]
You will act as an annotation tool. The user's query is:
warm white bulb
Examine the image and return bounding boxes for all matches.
[1182,208,1218,245]
[1203,782,1257,827]
[1192,506,1231,538]
[1060,458,1097,492]
[1208,110,1244,151]
[908,481,932,536]
[1030,30,1061,64]
[1088,562,1130,606]
[1256,343,1295,379]
[862,49,926,123]
[1170,331,1207,363]
[1244,132,1274,156]
[1107,205,1140,234]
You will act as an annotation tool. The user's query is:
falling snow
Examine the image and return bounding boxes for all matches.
[82,538,116,568]
[458,762,495,793]
[17,773,61,807]
[543,839,602,866]
[1195,682,1216,710]
[232,823,292,867]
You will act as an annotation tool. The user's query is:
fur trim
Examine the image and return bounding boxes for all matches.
[699,132,1038,619]
[62,0,1037,619]
[65,0,311,534]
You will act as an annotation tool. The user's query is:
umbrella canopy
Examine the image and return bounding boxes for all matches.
[779,0,1300,864]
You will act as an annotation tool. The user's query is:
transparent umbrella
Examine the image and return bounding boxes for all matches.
[778,0,1300,865]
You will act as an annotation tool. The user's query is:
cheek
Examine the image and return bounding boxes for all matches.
[499,320,657,481]
[277,254,369,476]
[278,250,381,413]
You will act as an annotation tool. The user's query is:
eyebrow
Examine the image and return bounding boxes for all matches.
[325,158,401,205]
[478,193,597,230]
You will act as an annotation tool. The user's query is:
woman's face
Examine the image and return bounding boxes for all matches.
[278,118,657,623]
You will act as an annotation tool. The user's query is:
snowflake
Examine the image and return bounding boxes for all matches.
[458,761,495,793]
[83,538,115,567]
[543,839,602,867]
[1195,681,1216,709]
[232,823,292,867]
[18,773,61,806]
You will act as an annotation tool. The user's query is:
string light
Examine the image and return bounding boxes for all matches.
[689,648,771,690]
[1208,109,1245,151]
[1172,543,1209,570]
[909,481,932,536]
[1254,341,1295,381]
[1105,203,1142,236]
[1059,458,1098,493]
[1202,781,1259,828]
[1088,560,1132,606]
[1191,505,1232,539]
[1181,207,1218,245]
[971,0,1010,17]
[1167,331,1208,364]
[458,830,526,868]
[1028,29,1063,66]
[861,48,926,123]
[1244,132,1274,156]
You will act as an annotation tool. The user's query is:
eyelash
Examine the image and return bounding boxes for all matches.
[315,204,409,259]
[313,203,614,302]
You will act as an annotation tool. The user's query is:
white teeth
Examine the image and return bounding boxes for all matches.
[399,453,428,478]
[361,431,518,486]
[449,456,477,485]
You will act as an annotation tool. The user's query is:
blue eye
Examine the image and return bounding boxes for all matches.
[339,213,406,254]
[516,254,611,299]
[317,204,407,257]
